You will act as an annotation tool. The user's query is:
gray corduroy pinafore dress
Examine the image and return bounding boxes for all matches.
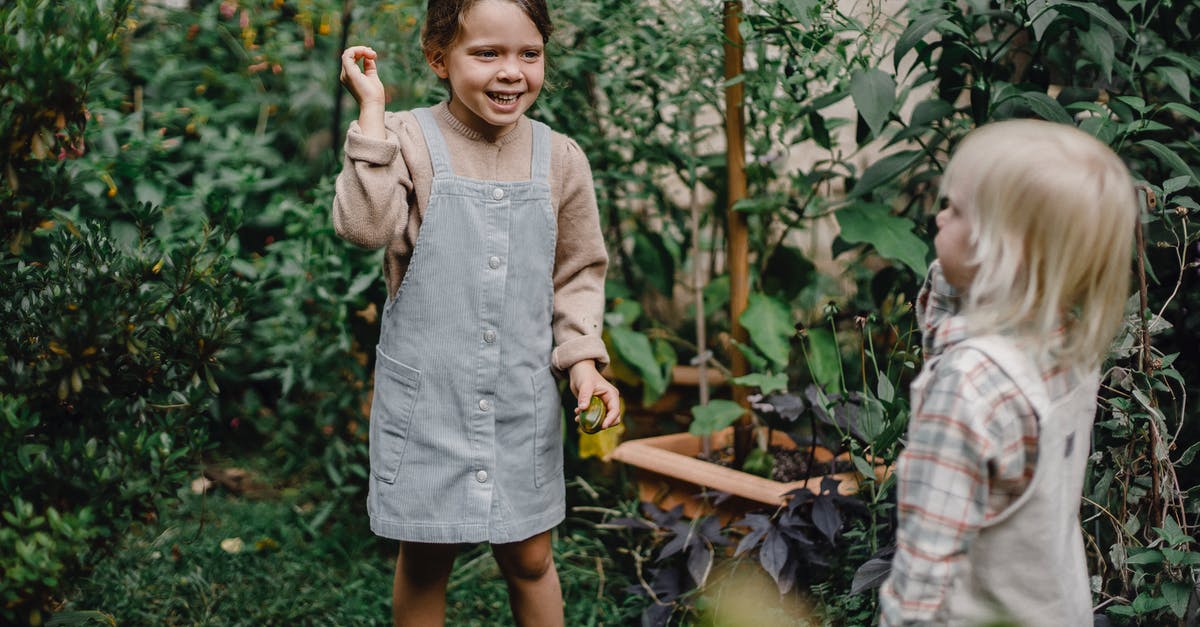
[367,107,565,544]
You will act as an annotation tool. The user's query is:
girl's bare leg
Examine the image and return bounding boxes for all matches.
[491,530,564,627]
[393,541,459,627]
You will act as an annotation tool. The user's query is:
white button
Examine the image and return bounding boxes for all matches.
[488,256,501,269]
[483,329,496,343]
[476,470,488,483]
[479,399,491,411]
[492,187,505,200]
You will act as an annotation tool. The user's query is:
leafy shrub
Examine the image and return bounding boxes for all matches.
[0,0,244,619]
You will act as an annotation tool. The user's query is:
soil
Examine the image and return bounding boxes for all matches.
[696,445,857,483]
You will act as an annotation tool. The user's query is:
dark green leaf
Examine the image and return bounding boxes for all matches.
[837,202,929,274]
[732,372,788,395]
[1125,549,1164,565]
[850,68,896,139]
[1006,91,1073,124]
[740,293,793,369]
[1162,582,1191,618]
[1058,1,1131,42]
[894,11,949,72]
[609,327,668,404]
[805,328,840,390]
[1138,140,1199,185]
[1156,66,1191,103]
[848,150,923,198]
[688,399,747,436]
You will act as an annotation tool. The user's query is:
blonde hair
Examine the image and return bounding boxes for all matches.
[940,119,1138,369]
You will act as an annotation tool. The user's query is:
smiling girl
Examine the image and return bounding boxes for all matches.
[333,1,620,624]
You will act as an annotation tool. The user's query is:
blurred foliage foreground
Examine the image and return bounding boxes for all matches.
[1,0,1198,625]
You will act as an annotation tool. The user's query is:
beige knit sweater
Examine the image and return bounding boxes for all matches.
[332,102,609,371]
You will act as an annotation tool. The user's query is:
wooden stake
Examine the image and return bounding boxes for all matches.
[723,1,753,463]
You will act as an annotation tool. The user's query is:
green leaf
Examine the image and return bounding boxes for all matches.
[1178,441,1200,466]
[1157,66,1191,102]
[848,150,922,198]
[688,399,747,436]
[894,10,949,71]
[346,272,376,299]
[1027,0,1057,41]
[876,372,895,403]
[1162,582,1192,618]
[742,447,774,478]
[1153,515,1195,547]
[1162,175,1191,196]
[732,372,788,395]
[1162,548,1200,566]
[608,327,668,404]
[1125,549,1164,565]
[732,192,789,214]
[1006,91,1073,124]
[1078,25,1114,82]
[1058,1,1132,42]
[740,293,794,369]
[1162,102,1200,124]
[1137,140,1198,186]
[851,454,876,482]
[1131,591,1170,614]
[860,397,885,442]
[837,202,929,274]
[805,327,840,390]
[850,68,896,139]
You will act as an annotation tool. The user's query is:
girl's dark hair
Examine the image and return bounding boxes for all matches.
[422,0,553,62]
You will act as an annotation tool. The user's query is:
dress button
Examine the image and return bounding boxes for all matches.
[476,470,488,483]
[488,256,501,269]
[483,329,496,343]
[479,398,491,411]
[492,187,505,200]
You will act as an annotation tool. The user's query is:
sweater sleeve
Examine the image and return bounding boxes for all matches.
[332,114,415,250]
[550,137,610,370]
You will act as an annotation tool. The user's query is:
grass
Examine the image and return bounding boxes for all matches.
[58,469,647,626]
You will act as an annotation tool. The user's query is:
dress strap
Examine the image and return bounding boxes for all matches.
[412,107,454,179]
[530,120,551,183]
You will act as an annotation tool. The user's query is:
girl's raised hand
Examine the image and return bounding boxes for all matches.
[339,46,385,108]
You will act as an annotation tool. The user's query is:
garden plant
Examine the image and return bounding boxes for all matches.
[0,0,1196,625]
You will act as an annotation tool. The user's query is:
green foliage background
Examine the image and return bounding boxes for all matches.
[1,0,1196,624]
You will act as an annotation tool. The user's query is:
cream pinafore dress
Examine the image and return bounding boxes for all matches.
[367,108,565,544]
[913,335,1097,625]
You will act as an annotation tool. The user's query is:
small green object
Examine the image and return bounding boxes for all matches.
[580,396,606,434]
[742,448,774,479]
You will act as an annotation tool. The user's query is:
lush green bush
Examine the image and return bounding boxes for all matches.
[0,1,245,620]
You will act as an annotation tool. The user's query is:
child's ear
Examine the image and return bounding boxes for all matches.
[426,51,449,79]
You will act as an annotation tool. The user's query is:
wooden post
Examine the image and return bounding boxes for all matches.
[723,1,753,465]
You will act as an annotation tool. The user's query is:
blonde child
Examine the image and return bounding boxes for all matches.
[879,119,1137,626]
[332,1,620,624]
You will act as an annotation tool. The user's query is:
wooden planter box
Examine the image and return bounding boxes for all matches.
[608,426,887,523]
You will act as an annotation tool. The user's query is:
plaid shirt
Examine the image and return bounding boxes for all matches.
[878,261,1069,625]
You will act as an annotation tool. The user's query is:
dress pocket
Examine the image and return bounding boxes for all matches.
[531,365,563,488]
[370,347,422,484]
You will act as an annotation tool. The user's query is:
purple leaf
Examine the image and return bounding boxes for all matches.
[735,525,771,556]
[687,543,714,587]
[812,495,841,543]
[774,555,797,595]
[759,527,789,585]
